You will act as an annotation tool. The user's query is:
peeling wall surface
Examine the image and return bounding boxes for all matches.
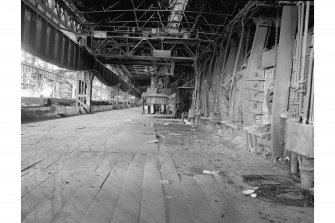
[191,6,314,162]
[21,106,80,122]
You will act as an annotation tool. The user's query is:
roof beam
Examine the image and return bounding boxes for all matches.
[75,9,232,17]
[130,0,140,29]
[87,20,227,27]
[191,0,208,32]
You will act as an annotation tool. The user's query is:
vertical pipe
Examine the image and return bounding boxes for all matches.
[294,4,301,82]
[303,44,313,124]
[308,76,314,124]
[296,3,303,84]
[298,1,310,117]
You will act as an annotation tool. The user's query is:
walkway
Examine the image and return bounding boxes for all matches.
[21,107,313,223]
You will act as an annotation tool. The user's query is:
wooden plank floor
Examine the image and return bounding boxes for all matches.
[22,108,214,223]
[22,107,313,223]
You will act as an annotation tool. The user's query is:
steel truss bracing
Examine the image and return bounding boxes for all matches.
[21,0,141,97]
[23,0,83,34]
[88,35,198,63]
[22,0,262,96]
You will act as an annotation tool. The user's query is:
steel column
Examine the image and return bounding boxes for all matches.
[271,5,298,158]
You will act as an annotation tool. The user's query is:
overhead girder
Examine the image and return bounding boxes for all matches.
[22,0,84,35]
[167,0,189,29]
[22,0,258,98]
[21,1,141,97]
[89,36,198,63]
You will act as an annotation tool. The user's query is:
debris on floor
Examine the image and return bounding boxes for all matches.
[203,170,220,175]
[146,139,159,144]
[163,123,170,125]
[242,174,314,207]
[242,174,298,187]
[276,156,290,164]
[124,119,132,121]
[242,189,256,195]
[56,113,65,118]
[156,179,170,184]
[265,151,272,159]
[183,119,192,125]
[22,108,314,223]
[156,133,165,139]
[168,133,181,136]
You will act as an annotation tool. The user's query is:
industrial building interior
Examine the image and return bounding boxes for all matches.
[16,0,320,222]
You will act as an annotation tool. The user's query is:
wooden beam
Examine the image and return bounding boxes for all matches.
[271,5,297,158]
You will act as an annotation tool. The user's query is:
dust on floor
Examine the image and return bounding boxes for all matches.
[155,121,314,223]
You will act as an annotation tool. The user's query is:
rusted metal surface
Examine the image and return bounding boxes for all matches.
[153,50,172,58]
[300,158,314,188]
[286,121,313,158]
[261,48,276,68]
[271,5,298,158]
[242,18,271,127]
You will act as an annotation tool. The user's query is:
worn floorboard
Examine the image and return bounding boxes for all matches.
[139,154,166,223]
[22,153,106,223]
[110,153,146,223]
[81,153,133,223]
[159,155,194,223]
[181,175,221,223]
[21,107,313,223]
[195,174,243,223]
[47,152,116,223]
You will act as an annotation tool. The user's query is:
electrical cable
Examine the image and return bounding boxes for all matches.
[243,174,299,186]
[242,174,313,207]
